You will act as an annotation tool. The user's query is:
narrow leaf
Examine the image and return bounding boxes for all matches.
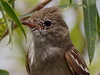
[67,0,72,8]
[7,0,15,4]
[0,0,26,39]
[59,4,85,8]
[0,69,9,75]
[0,22,6,25]
[82,0,97,63]
[18,12,34,18]
[97,11,100,39]
[69,0,72,5]
[0,6,11,42]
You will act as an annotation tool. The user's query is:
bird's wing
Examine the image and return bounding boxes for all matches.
[26,53,31,75]
[65,46,90,75]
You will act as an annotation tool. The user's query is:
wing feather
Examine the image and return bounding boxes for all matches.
[65,46,90,75]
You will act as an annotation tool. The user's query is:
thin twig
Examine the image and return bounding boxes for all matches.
[0,0,52,40]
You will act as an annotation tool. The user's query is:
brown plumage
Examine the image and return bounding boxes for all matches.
[22,7,90,75]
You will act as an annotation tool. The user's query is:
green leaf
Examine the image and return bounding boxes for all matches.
[18,12,34,18]
[68,0,72,8]
[97,11,100,39]
[0,22,6,25]
[7,0,15,4]
[0,20,7,40]
[59,4,85,8]
[60,0,68,5]
[0,0,26,40]
[0,6,11,42]
[0,69,9,75]
[69,0,72,5]
[82,0,97,63]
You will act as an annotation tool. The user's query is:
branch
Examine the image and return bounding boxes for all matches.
[23,0,52,14]
[1,0,52,40]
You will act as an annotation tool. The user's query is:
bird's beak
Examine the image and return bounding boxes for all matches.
[21,21,43,28]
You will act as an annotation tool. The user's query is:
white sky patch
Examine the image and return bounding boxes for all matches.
[0,12,3,19]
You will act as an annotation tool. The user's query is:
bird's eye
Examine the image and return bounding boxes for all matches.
[44,20,52,27]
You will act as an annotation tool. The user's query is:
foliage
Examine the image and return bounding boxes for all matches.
[0,69,9,75]
[82,0,97,64]
[97,11,100,39]
[0,0,26,42]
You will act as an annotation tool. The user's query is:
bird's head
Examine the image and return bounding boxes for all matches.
[22,7,69,42]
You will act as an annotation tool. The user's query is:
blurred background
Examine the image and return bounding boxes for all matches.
[0,0,100,75]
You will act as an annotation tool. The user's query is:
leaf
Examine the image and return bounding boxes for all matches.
[0,22,7,40]
[0,22,6,25]
[7,0,15,4]
[18,12,34,18]
[0,20,7,40]
[66,0,72,8]
[0,6,11,42]
[59,4,85,8]
[68,0,72,5]
[60,0,68,5]
[82,0,97,63]
[97,11,100,39]
[0,0,26,40]
[0,69,9,75]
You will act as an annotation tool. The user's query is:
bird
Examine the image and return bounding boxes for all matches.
[22,6,90,75]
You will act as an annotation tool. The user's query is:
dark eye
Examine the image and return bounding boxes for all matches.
[44,20,52,27]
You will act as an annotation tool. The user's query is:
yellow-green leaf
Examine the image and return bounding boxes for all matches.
[82,0,97,63]
[7,0,15,4]
[97,11,100,39]
[0,0,26,39]
[0,69,9,75]
[59,4,85,8]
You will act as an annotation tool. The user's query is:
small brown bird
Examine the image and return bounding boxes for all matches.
[22,7,90,75]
